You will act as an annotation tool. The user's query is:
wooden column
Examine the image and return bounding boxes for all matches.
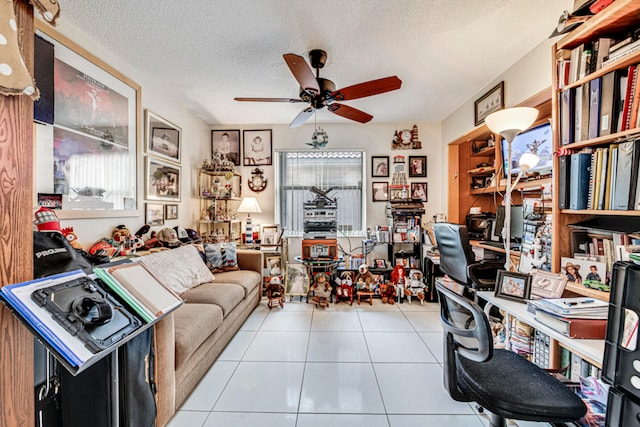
[0,2,35,426]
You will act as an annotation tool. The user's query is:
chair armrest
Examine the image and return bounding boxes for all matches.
[236,249,264,275]
[467,260,503,291]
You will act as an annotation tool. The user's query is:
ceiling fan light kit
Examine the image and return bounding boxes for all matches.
[235,49,402,127]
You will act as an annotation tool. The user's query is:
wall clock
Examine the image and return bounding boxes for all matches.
[248,168,267,193]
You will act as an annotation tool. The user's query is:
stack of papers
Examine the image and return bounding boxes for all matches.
[529,297,609,319]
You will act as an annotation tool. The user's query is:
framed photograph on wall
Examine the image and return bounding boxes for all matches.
[411,182,428,202]
[371,156,389,177]
[145,157,181,202]
[211,130,240,166]
[372,182,389,202]
[165,204,178,220]
[408,156,427,177]
[145,203,165,226]
[495,270,531,302]
[474,81,504,126]
[145,110,181,163]
[243,129,272,166]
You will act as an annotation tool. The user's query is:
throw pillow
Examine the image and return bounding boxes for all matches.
[141,245,215,294]
[204,242,240,273]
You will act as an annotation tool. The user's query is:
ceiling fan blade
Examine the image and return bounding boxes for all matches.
[327,103,373,123]
[290,107,314,128]
[234,97,305,103]
[330,76,402,101]
[283,53,320,94]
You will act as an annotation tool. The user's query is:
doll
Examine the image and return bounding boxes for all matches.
[391,264,407,302]
[310,272,331,308]
[335,271,354,304]
[404,269,426,305]
[354,264,374,292]
[265,276,285,309]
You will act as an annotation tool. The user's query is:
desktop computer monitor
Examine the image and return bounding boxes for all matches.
[493,205,524,243]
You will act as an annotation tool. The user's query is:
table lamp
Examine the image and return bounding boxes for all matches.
[484,107,538,270]
[237,197,262,244]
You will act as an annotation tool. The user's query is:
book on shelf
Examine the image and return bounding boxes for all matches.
[534,309,607,340]
[569,152,591,210]
[599,71,617,136]
[588,77,601,140]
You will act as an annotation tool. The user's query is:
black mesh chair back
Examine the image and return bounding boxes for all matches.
[432,223,475,286]
[435,281,587,427]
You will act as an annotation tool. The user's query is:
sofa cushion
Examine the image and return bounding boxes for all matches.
[141,245,215,294]
[213,270,262,297]
[203,242,240,272]
[173,303,223,369]
[180,282,245,317]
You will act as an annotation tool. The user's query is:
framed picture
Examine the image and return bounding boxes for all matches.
[560,257,607,286]
[145,203,165,226]
[211,130,240,166]
[374,259,387,269]
[371,156,389,177]
[145,157,181,202]
[408,156,427,177]
[165,204,178,220]
[145,110,181,163]
[474,81,504,126]
[495,270,531,302]
[37,193,63,209]
[372,182,389,202]
[35,23,140,218]
[243,129,272,166]
[261,224,280,245]
[266,256,282,277]
[411,182,428,202]
[529,269,569,300]
[285,263,310,296]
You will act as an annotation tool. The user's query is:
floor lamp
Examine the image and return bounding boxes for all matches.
[237,197,262,244]
[484,107,538,270]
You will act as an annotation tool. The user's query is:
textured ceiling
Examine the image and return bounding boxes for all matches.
[56,0,571,126]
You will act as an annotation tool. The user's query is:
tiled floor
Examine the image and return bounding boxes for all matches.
[167,298,540,427]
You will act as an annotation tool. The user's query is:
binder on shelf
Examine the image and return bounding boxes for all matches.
[604,144,616,210]
[569,152,592,210]
[597,147,609,210]
[612,140,638,210]
[560,88,575,145]
[588,77,601,140]
[587,150,598,210]
[609,144,619,210]
[558,155,572,210]
[599,71,616,136]
[612,68,629,134]
[574,85,584,142]
[621,65,638,132]
[580,82,591,142]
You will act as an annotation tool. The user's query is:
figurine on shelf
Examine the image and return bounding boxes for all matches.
[310,272,331,308]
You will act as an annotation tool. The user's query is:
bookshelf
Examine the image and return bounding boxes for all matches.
[551,0,640,301]
[447,90,552,224]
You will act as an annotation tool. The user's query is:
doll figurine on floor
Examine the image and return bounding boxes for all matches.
[265,276,285,309]
[335,271,354,304]
[391,264,406,302]
[354,264,374,292]
[310,272,331,308]
[404,269,426,305]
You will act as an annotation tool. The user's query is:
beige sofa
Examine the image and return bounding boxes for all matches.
[138,245,263,427]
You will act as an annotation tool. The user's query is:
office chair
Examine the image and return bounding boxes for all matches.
[432,223,503,295]
[435,281,587,427]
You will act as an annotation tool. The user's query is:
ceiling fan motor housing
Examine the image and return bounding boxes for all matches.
[300,77,335,108]
[309,49,327,69]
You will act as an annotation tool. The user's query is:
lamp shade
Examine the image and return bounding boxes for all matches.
[518,152,540,172]
[237,197,262,214]
[485,107,538,143]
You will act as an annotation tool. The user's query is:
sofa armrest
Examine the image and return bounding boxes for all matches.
[154,313,176,427]
[236,249,264,276]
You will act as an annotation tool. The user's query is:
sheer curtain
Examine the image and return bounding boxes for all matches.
[275,150,365,236]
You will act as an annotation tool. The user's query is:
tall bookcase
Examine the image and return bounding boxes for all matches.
[447,90,552,224]
[551,0,640,301]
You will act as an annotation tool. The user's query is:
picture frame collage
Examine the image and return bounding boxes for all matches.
[370,154,427,203]
[144,110,182,225]
[211,129,273,167]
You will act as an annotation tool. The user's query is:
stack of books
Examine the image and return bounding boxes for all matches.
[528,297,608,339]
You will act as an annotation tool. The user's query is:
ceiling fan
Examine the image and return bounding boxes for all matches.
[234,49,402,128]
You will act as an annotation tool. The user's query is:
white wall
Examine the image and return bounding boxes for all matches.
[212,121,445,233]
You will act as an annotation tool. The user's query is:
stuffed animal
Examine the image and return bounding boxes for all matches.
[354,264,374,291]
[404,269,426,305]
[335,271,353,304]
[61,226,82,249]
[310,272,331,308]
[380,281,397,304]
[265,276,285,309]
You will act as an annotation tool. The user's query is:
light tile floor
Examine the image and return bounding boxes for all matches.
[167,298,542,427]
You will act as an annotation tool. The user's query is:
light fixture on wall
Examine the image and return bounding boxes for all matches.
[484,106,538,270]
[237,197,262,244]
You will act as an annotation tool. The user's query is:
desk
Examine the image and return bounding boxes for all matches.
[478,291,604,368]
[470,240,520,270]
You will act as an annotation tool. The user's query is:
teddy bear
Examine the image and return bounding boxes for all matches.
[404,269,426,305]
[310,272,331,308]
[380,281,397,304]
[354,264,374,292]
[334,271,354,304]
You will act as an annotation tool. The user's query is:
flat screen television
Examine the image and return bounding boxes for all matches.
[500,122,553,178]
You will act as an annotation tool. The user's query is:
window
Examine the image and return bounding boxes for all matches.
[275,150,365,236]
